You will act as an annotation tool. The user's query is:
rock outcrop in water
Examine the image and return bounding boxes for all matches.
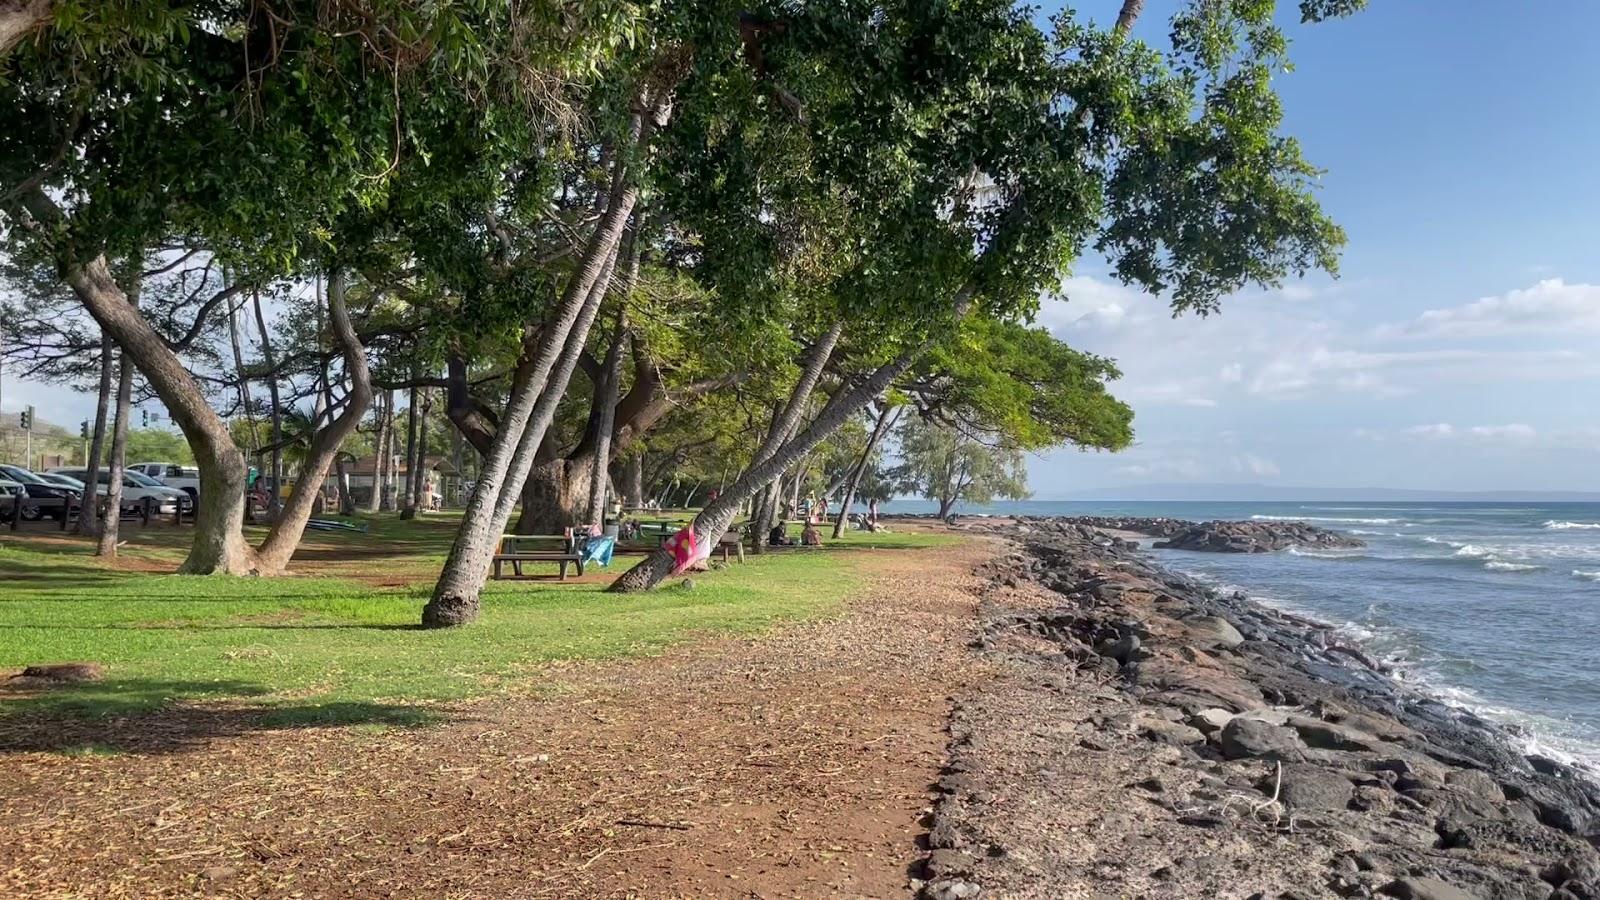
[1024,515,1367,553]
[914,516,1599,900]
[1154,519,1367,553]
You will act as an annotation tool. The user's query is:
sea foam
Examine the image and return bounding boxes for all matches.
[1544,521,1600,530]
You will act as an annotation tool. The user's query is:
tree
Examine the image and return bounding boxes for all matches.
[895,419,1029,519]
[2,2,641,574]
[606,0,1358,592]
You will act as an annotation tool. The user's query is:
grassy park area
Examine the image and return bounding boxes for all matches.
[0,516,952,740]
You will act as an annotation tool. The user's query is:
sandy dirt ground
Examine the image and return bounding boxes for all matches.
[0,539,992,899]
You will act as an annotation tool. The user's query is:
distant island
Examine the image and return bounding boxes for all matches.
[1047,482,1600,502]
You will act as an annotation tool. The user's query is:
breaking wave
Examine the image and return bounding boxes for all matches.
[1544,521,1600,530]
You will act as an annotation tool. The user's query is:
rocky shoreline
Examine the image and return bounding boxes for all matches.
[916,517,1599,900]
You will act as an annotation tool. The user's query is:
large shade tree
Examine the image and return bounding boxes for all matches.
[604,0,1357,593]
[0,1,638,573]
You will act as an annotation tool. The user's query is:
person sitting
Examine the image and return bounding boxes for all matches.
[769,519,794,546]
[801,521,823,546]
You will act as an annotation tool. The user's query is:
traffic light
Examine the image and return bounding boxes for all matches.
[80,420,89,439]
[18,408,29,430]
[140,409,149,428]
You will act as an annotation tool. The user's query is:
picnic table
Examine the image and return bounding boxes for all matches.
[492,533,585,580]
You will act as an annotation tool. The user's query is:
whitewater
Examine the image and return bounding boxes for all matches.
[885,498,1600,771]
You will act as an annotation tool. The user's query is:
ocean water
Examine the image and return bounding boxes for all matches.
[883,499,1600,770]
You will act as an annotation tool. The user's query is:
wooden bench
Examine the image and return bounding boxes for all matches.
[492,534,585,580]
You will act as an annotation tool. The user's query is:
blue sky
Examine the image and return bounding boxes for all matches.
[1030,0,1600,496]
[4,2,1597,495]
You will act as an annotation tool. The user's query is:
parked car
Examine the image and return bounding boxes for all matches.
[35,472,86,490]
[47,467,189,515]
[0,464,83,521]
[129,462,201,501]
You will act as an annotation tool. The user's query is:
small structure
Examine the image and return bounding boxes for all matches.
[345,455,461,508]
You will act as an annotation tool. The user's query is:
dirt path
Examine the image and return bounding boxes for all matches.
[0,540,990,899]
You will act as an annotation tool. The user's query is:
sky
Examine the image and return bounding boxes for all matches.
[3,2,1598,495]
[1026,0,1600,497]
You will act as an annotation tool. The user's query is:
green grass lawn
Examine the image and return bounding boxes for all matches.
[0,516,953,730]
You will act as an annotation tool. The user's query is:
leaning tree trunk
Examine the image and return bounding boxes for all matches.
[252,269,373,573]
[399,383,420,519]
[586,308,631,529]
[423,195,635,628]
[253,290,283,520]
[607,315,943,593]
[74,333,112,535]
[19,188,258,573]
[833,403,896,539]
[95,349,132,558]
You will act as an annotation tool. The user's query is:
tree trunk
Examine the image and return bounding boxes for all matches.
[19,187,257,573]
[253,268,373,573]
[413,390,431,508]
[95,349,131,557]
[608,318,938,593]
[514,453,591,535]
[423,203,632,627]
[425,66,679,626]
[380,391,396,511]
[335,456,354,514]
[227,294,257,454]
[586,312,627,527]
[253,290,283,520]
[74,332,112,535]
[399,382,420,519]
[833,403,895,539]
[749,322,842,551]
[937,496,956,520]
[366,392,387,513]
[621,453,643,508]
[0,0,51,58]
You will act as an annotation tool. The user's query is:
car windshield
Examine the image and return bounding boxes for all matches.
[0,466,48,484]
[125,470,162,487]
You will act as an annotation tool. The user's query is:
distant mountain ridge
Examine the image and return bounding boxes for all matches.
[1047,482,1600,502]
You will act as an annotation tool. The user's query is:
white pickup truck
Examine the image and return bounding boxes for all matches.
[129,462,202,502]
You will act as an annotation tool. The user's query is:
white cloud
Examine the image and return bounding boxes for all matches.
[1389,279,1600,338]
[1235,454,1281,477]
[1468,423,1537,441]
[1396,423,1536,443]
[1218,363,1244,383]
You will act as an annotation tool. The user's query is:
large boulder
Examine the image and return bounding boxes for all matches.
[1270,765,1355,811]
[1218,717,1306,760]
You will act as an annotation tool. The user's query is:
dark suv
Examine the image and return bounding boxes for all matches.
[0,464,83,522]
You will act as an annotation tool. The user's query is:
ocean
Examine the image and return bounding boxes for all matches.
[882,498,1600,771]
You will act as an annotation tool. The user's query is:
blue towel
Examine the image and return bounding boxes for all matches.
[581,535,616,567]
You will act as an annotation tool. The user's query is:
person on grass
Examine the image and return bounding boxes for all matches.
[769,519,794,546]
[801,521,823,546]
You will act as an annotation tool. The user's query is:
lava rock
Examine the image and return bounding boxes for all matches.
[1218,717,1307,761]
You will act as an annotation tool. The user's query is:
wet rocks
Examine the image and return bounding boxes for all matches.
[1154,520,1366,553]
[927,515,1600,900]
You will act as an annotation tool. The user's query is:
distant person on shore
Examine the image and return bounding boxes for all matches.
[801,521,823,546]
[769,519,794,546]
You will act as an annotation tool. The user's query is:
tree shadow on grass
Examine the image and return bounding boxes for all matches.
[0,677,448,755]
